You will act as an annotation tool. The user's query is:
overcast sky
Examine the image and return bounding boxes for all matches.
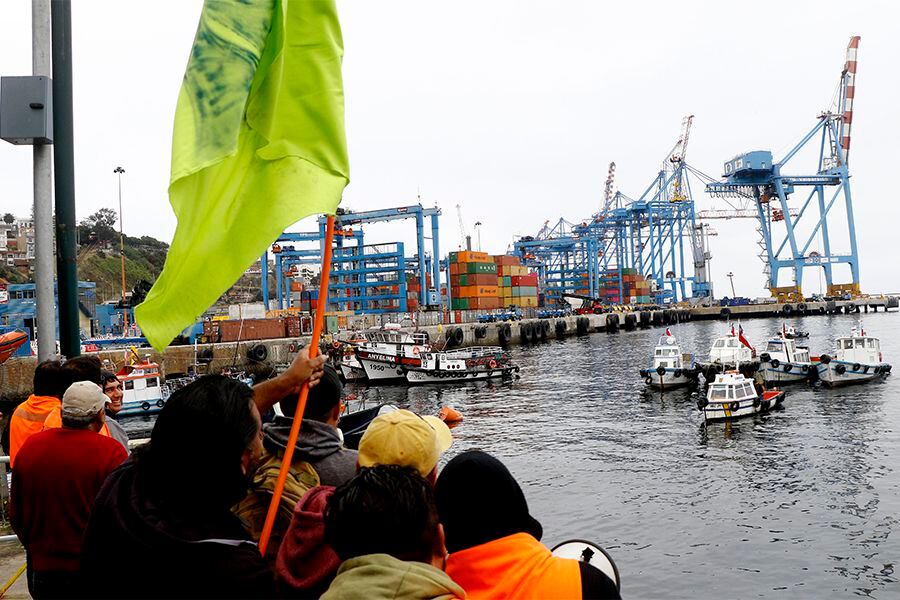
[1,1,897,298]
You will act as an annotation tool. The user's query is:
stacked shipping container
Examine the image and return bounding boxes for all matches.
[494,255,538,308]
[448,251,500,310]
[600,268,651,304]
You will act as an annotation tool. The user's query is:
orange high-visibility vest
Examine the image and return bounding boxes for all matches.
[42,406,112,439]
[446,532,582,599]
[9,395,62,467]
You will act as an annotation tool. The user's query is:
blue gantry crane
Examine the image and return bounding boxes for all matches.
[261,204,442,314]
[705,37,862,301]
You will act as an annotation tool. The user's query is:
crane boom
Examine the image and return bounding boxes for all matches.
[455,204,471,251]
[839,36,860,165]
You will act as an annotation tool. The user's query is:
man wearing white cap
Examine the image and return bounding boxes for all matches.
[10,381,128,599]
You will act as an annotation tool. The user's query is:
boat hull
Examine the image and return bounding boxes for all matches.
[406,367,514,384]
[759,362,813,384]
[698,360,759,383]
[816,362,891,387]
[703,390,784,422]
[640,366,698,390]
[358,357,408,382]
[118,398,165,417]
[340,362,367,381]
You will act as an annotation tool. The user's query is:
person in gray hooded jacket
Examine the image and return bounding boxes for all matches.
[268,364,356,487]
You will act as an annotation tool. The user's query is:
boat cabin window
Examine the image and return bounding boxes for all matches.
[727,339,739,348]
[710,386,727,400]
[765,341,783,352]
[147,377,158,388]
[867,339,877,349]
[855,339,865,348]
[741,383,754,397]
[714,340,725,348]
[124,380,134,390]
[843,340,853,349]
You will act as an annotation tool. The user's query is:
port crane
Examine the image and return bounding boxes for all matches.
[706,36,862,301]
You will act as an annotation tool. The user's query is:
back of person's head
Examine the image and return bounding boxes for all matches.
[434,450,543,553]
[32,360,67,398]
[141,375,259,508]
[279,364,342,422]
[325,465,442,564]
[61,381,107,429]
[357,409,453,480]
[61,355,102,388]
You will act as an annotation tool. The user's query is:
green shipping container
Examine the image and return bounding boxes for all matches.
[466,262,497,274]
[458,274,469,286]
[451,298,469,310]
[449,252,459,263]
[503,276,511,287]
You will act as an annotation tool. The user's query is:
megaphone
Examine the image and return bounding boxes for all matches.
[551,539,620,591]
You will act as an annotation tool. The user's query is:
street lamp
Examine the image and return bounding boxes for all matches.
[726,271,736,298]
[113,166,128,331]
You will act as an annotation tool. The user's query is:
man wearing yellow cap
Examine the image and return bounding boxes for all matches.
[276,409,453,597]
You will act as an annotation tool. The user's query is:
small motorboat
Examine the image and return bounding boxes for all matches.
[698,371,785,422]
[405,346,517,384]
[816,325,892,387]
[759,335,814,385]
[698,324,759,382]
[116,359,167,416]
[338,404,397,449]
[776,324,809,339]
[0,330,29,364]
[639,331,699,390]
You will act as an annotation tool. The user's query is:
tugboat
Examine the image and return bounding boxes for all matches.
[354,323,430,383]
[116,359,166,416]
[698,371,785,422]
[775,324,809,339]
[698,324,759,382]
[817,325,892,386]
[405,346,518,383]
[639,329,699,389]
[758,332,814,385]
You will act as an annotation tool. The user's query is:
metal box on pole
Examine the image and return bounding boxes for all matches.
[0,75,53,145]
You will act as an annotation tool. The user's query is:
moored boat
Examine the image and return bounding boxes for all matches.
[698,324,759,382]
[116,360,167,416]
[758,335,814,385]
[816,326,892,387]
[405,346,517,384]
[0,330,29,364]
[698,371,785,422]
[777,324,809,339]
[354,323,430,383]
[639,331,699,389]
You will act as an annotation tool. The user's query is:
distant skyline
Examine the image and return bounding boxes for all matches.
[1,1,898,297]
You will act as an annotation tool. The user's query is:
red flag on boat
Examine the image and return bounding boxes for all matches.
[738,324,753,351]
[731,324,735,336]
[665,327,672,336]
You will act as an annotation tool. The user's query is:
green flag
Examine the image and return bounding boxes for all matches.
[135,0,349,350]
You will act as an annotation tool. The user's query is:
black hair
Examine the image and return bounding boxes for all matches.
[32,360,67,398]
[325,465,440,563]
[279,364,342,422]
[138,375,259,508]
[61,355,102,387]
[100,370,119,387]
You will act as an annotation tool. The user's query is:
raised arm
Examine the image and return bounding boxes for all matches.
[252,346,326,414]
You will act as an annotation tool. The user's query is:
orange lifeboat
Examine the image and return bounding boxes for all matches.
[438,406,463,426]
[0,330,29,364]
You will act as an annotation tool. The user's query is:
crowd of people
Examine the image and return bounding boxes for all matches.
[6,349,621,599]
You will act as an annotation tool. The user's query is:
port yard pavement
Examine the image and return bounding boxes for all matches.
[0,544,28,599]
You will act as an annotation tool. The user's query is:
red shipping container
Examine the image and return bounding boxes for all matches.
[449,263,459,275]
[451,286,461,298]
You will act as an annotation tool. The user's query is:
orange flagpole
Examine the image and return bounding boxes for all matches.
[258,214,336,556]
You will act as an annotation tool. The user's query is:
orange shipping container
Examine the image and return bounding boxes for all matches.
[470,285,499,298]
[457,251,489,263]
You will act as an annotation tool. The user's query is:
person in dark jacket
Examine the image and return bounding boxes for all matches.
[269,364,355,487]
[435,450,621,600]
[80,348,325,599]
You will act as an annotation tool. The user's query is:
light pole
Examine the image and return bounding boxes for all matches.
[727,271,736,298]
[114,166,128,331]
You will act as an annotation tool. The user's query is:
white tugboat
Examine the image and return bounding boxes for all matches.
[406,347,518,383]
[116,359,166,416]
[817,325,892,386]
[639,330,699,389]
[354,323,431,383]
[758,335,814,385]
[698,324,759,382]
[698,371,785,422]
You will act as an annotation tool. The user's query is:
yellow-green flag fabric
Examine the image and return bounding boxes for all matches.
[135,0,349,351]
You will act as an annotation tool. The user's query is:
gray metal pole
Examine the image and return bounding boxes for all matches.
[51,0,79,358]
[32,0,56,361]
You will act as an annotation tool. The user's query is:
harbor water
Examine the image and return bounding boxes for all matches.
[123,312,900,598]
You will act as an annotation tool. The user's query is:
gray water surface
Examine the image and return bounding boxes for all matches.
[122,312,900,598]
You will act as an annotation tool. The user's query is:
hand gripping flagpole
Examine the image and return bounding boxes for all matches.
[258,215,336,556]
